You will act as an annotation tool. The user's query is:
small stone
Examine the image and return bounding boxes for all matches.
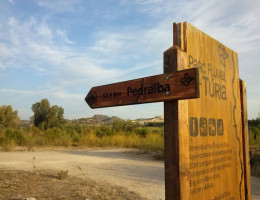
[24,198,36,200]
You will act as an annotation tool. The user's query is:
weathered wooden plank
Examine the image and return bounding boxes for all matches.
[173,22,245,200]
[240,79,252,200]
[164,46,190,200]
[85,68,199,109]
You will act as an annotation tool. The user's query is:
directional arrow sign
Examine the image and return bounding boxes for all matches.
[85,68,199,109]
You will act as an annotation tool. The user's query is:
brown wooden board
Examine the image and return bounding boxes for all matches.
[240,79,252,200]
[85,68,199,108]
[171,22,246,200]
[164,46,189,200]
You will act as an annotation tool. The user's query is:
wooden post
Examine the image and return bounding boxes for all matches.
[240,79,252,200]
[164,46,188,200]
[170,22,247,200]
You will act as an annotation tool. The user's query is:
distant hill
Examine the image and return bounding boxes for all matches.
[71,115,122,125]
[133,116,164,125]
[23,115,164,126]
[20,120,31,127]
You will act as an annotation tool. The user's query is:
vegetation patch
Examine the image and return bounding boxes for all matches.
[0,169,145,200]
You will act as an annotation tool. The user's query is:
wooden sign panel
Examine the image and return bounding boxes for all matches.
[166,22,247,200]
[85,68,199,108]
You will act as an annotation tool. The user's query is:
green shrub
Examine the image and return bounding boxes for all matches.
[145,122,164,127]
[57,170,68,180]
[112,119,137,133]
[140,133,164,153]
[62,126,80,142]
[123,134,140,148]
[27,126,43,136]
[0,122,165,154]
[249,127,260,146]
[80,132,98,147]
[250,154,260,177]
[0,126,4,145]
[1,139,15,151]
[95,126,113,137]
[5,129,25,145]
[46,127,62,139]
[137,127,149,137]
[45,127,73,146]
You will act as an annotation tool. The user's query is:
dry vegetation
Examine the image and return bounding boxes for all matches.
[0,169,145,200]
[248,119,260,177]
[0,120,164,158]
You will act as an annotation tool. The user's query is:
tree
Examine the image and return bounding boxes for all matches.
[31,99,64,129]
[257,111,260,121]
[0,105,20,128]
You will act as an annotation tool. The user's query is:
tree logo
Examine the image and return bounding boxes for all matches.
[181,73,194,86]
[218,44,228,67]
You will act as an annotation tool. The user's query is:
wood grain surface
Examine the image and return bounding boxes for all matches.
[240,79,252,200]
[85,68,199,108]
[170,22,248,200]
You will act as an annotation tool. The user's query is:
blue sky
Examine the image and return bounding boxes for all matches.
[0,0,259,120]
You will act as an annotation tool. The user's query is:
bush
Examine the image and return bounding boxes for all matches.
[95,126,113,137]
[140,133,164,153]
[57,170,68,180]
[27,126,43,136]
[62,126,80,142]
[0,122,165,155]
[249,127,260,146]
[45,127,72,146]
[1,139,15,151]
[0,126,4,144]
[0,105,20,128]
[112,119,136,133]
[46,128,62,142]
[79,132,98,147]
[137,127,149,137]
[250,154,260,177]
[145,122,164,127]
[5,129,25,145]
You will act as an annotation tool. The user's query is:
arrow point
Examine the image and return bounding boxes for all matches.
[85,89,97,108]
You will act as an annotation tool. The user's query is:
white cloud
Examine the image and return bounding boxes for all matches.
[0,88,34,95]
[91,32,126,54]
[0,87,82,101]
[0,16,123,83]
[56,29,75,44]
[37,0,82,13]
[8,17,18,26]
[89,20,171,77]
[1,0,260,119]
[37,22,53,39]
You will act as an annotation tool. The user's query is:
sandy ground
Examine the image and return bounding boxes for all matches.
[0,148,259,200]
[0,169,145,200]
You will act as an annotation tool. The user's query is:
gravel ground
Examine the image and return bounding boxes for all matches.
[0,169,145,200]
[0,148,259,200]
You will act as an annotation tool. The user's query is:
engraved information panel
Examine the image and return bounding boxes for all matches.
[174,22,245,200]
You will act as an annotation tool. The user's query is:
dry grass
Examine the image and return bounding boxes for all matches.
[0,126,164,157]
[1,139,15,152]
[78,133,163,154]
[250,147,260,178]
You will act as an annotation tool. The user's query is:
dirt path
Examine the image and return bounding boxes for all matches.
[0,149,259,200]
[0,149,164,199]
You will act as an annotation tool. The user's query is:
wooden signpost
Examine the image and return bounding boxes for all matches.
[85,22,251,200]
[85,68,199,108]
